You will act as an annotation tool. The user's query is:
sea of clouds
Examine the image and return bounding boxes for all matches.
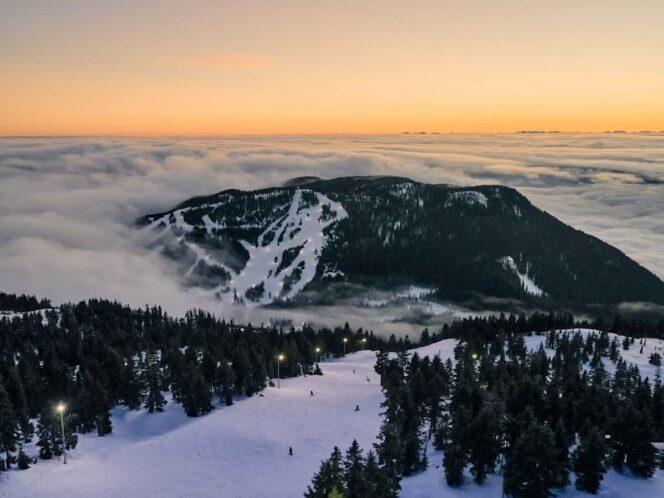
[1,134,663,331]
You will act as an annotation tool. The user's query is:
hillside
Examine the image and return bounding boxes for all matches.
[141,176,664,312]
[5,332,662,497]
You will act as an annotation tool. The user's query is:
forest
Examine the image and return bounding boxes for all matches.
[0,291,662,498]
[306,327,664,497]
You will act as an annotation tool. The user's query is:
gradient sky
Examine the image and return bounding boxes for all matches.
[2,0,664,135]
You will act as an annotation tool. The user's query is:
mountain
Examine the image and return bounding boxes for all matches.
[140,176,664,311]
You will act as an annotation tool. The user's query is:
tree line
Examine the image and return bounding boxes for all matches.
[0,292,51,313]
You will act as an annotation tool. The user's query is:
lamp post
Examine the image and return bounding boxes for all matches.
[314,347,321,364]
[56,402,67,464]
[343,337,348,356]
[276,354,284,388]
[361,338,367,350]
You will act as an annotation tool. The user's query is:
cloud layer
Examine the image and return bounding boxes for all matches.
[1,134,663,327]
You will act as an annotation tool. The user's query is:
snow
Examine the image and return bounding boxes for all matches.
[389,182,416,197]
[396,286,436,300]
[401,445,664,498]
[0,308,54,325]
[500,256,545,297]
[361,287,475,320]
[523,328,664,380]
[4,334,661,498]
[445,190,488,208]
[5,351,382,498]
[146,189,348,305]
[219,189,348,304]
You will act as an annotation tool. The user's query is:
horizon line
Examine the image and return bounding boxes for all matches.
[3,130,664,139]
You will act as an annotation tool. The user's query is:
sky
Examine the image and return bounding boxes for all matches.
[2,1,664,135]
[1,133,663,330]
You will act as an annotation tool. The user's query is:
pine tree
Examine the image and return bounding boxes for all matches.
[503,423,558,498]
[467,397,504,484]
[4,367,32,442]
[443,443,466,487]
[374,421,402,488]
[363,450,398,498]
[17,445,31,470]
[573,427,607,494]
[119,358,142,410]
[36,413,53,459]
[305,447,345,498]
[553,420,570,487]
[344,439,368,497]
[0,382,17,469]
[181,367,213,417]
[144,361,166,413]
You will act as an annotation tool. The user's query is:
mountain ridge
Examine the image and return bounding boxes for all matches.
[141,175,664,313]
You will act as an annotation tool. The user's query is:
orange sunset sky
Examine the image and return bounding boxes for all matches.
[1,0,663,136]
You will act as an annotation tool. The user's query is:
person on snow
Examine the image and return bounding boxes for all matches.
[289,446,293,456]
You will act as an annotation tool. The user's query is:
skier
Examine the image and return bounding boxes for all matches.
[354,405,360,411]
[310,390,314,396]
[289,446,293,456]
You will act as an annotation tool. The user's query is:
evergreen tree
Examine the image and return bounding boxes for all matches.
[36,415,53,459]
[467,397,504,484]
[144,361,166,413]
[443,443,466,487]
[0,382,17,469]
[181,367,213,417]
[503,423,558,498]
[374,421,402,488]
[344,439,368,497]
[17,445,31,470]
[119,359,142,410]
[363,450,398,498]
[553,420,570,487]
[573,427,607,494]
[215,360,235,406]
[305,447,345,498]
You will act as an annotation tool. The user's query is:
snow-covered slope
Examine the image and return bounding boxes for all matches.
[4,352,382,498]
[6,333,662,498]
[144,188,347,304]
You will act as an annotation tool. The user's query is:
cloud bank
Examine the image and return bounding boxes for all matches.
[1,134,663,330]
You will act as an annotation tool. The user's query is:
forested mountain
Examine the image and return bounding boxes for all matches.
[141,176,664,312]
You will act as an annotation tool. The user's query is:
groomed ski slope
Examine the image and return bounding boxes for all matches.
[3,333,662,498]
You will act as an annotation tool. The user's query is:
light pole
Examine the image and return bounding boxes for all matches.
[343,337,348,356]
[276,354,284,388]
[56,402,67,464]
[315,347,321,364]
[361,338,367,350]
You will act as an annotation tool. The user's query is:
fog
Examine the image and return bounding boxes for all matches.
[1,134,663,334]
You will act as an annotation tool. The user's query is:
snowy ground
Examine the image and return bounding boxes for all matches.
[2,333,662,497]
[2,352,382,498]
